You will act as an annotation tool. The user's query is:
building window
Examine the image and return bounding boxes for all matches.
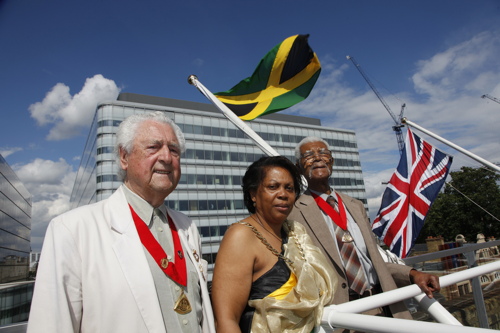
[202,252,217,265]
[200,226,228,238]
[97,175,119,183]
[177,123,359,149]
[97,146,114,155]
[199,200,208,210]
[173,199,243,212]
[233,176,242,186]
[179,200,188,211]
[97,120,122,127]
[234,200,244,210]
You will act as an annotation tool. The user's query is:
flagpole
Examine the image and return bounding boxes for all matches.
[188,75,280,157]
[402,118,500,173]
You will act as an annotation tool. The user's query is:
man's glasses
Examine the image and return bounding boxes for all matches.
[300,149,332,162]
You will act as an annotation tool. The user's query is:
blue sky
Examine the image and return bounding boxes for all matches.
[1,0,499,251]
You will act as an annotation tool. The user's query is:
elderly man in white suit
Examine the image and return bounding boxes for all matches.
[28,112,215,333]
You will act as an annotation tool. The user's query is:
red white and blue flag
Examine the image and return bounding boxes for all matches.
[372,128,453,258]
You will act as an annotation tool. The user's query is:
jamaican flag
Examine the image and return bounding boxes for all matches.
[214,34,321,120]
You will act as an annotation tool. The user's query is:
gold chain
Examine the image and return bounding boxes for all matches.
[236,221,294,267]
[250,214,282,241]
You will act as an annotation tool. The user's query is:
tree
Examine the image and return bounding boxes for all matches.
[416,166,500,244]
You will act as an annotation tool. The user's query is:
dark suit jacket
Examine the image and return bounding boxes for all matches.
[288,189,413,323]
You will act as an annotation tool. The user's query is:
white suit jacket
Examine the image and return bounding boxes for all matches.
[27,186,215,333]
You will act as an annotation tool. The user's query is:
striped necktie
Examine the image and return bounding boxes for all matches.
[327,197,369,295]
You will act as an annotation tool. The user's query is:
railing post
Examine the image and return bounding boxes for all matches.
[464,247,490,329]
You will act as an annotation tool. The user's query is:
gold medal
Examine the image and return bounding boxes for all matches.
[342,230,354,243]
[160,257,169,269]
[174,289,192,314]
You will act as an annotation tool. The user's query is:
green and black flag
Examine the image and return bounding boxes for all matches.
[214,34,321,121]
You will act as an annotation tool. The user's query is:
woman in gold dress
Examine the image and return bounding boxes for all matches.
[212,156,336,333]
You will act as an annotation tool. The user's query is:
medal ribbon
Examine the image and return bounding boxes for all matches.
[129,205,187,287]
[311,192,348,230]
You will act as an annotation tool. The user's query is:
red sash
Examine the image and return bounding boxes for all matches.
[311,192,348,230]
[129,205,187,287]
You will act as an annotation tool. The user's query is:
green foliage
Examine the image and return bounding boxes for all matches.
[416,166,500,244]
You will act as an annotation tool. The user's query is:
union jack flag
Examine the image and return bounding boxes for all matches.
[372,128,453,258]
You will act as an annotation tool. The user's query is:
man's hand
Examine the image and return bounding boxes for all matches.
[409,269,441,298]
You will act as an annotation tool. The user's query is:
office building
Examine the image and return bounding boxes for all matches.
[0,154,31,283]
[70,93,367,280]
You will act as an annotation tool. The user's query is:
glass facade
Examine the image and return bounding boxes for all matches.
[70,93,368,280]
[0,282,33,326]
[0,155,31,283]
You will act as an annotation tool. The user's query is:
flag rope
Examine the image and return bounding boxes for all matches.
[445,182,500,222]
[402,118,500,173]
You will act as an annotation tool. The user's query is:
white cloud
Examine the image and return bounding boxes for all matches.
[29,74,121,141]
[29,83,71,126]
[362,168,395,220]
[411,31,500,101]
[0,147,22,158]
[13,158,77,251]
[14,158,74,191]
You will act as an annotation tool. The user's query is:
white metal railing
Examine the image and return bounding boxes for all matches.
[0,323,27,333]
[0,281,34,291]
[320,260,500,332]
[1,243,499,332]
[320,313,492,333]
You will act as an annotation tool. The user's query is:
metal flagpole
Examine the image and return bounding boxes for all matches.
[402,118,500,173]
[187,75,280,157]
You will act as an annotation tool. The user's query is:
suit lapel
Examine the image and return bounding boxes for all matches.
[109,187,166,333]
[295,190,344,271]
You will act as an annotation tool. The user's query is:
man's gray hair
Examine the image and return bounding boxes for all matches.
[115,111,186,180]
[294,136,330,161]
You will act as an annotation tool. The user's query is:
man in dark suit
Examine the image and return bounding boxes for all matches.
[288,136,440,329]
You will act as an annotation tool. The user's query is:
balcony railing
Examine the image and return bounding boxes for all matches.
[320,240,500,332]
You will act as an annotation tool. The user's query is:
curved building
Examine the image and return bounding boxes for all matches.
[70,93,367,281]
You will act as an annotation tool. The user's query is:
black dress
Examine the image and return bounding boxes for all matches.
[239,257,292,333]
